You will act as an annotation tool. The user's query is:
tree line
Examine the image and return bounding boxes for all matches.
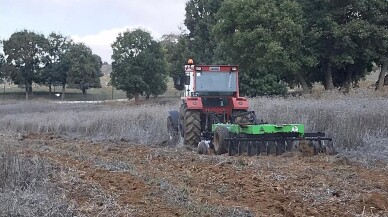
[1,0,387,100]
[161,0,388,95]
[0,30,103,99]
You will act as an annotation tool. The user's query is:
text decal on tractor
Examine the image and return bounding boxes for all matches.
[167,59,335,156]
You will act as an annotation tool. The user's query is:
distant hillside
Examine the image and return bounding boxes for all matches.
[101,64,112,76]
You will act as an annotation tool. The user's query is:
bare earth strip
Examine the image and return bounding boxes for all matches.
[7,133,388,216]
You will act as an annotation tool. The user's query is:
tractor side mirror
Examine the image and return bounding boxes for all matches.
[177,75,190,85]
[173,75,188,91]
[173,75,181,86]
[185,75,190,85]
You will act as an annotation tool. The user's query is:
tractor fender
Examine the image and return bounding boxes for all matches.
[185,97,203,109]
[232,97,249,110]
[168,110,179,130]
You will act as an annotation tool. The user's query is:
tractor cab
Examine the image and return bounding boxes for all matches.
[175,62,239,98]
[173,59,248,114]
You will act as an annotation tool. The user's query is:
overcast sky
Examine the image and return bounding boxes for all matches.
[0,0,188,63]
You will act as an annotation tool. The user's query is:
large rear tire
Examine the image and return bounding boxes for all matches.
[179,104,201,147]
[213,126,229,155]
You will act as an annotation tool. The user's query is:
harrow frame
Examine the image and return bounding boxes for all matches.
[224,132,333,156]
[198,119,335,156]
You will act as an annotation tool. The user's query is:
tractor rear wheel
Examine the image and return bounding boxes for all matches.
[213,126,229,155]
[179,104,201,147]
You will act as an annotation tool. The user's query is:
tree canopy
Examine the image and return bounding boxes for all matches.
[39,32,72,93]
[180,0,388,95]
[213,0,312,95]
[297,0,380,90]
[65,43,102,94]
[3,30,48,98]
[1,0,387,99]
[184,0,224,64]
[111,29,167,101]
[160,33,192,91]
[0,50,4,80]
[1,30,102,99]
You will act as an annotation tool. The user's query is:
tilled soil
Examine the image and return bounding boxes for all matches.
[4,133,388,216]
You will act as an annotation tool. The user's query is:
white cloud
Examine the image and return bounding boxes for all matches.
[1,0,188,62]
[71,26,162,63]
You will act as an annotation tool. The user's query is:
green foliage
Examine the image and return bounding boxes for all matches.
[0,53,4,80]
[160,34,176,78]
[3,30,48,92]
[297,0,386,88]
[213,0,308,96]
[0,41,3,79]
[111,29,168,100]
[240,73,287,96]
[366,0,388,64]
[65,43,102,93]
[160,33,192,91]
[179,0,388,94]
[2,30,103,98]
[40,32,72,87]
[184,0,224,64]
[89,54,103,88]
[1,0,386,98]
[160,34,182,77]
[161,0,230,92]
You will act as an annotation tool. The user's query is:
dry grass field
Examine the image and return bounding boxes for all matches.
[0,88,388,216]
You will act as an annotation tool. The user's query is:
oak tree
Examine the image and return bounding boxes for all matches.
[111,29,167,101]
[3,30,48,99]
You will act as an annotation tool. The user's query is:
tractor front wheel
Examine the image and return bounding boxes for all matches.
[213,126,229,155]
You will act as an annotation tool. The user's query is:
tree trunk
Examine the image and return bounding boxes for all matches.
[376,61,388,91]
[49,84,52,94]
[324,62,335,90]
[25,86,29,100]
[344,69,353,93]
[134,92,140,102]
[3,83,5,101]
[28,83,33,97]
[82,89,87,100]
[146,94,150,100]
[296,73,310,94]
[61,84,66,100]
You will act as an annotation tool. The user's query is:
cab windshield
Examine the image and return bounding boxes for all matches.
[195,71,237,94]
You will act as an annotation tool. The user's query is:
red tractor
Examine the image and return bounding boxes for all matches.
[167,60,253,148]
[167,59,335,156]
